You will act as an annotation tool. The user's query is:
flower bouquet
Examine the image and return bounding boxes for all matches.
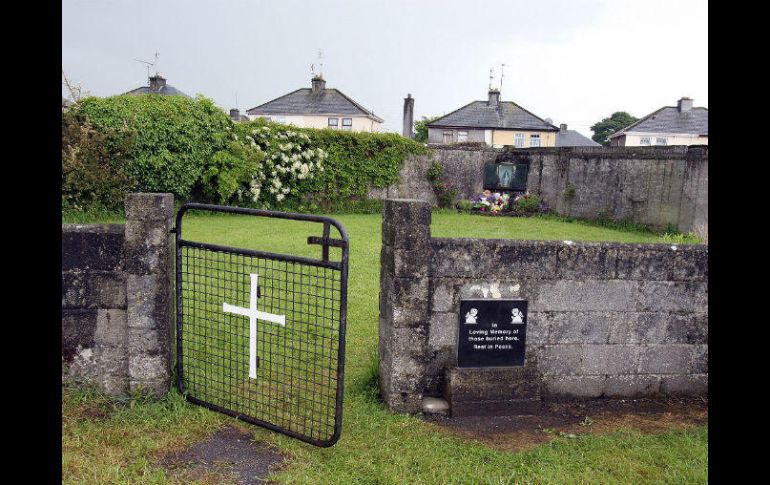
[470,190,511,215]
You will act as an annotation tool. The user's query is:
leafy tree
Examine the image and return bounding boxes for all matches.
[590,112,638,146]
[414,115,440,143]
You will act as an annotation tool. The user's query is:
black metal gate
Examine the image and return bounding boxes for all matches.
[174,203,349,447]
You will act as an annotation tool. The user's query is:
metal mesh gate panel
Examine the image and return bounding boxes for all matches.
[175,204,348,447]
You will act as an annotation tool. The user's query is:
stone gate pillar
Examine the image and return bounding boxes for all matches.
[379,199,432,413]
[124,193,174,396]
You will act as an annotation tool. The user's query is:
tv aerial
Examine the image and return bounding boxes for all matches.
[134,51,160,82]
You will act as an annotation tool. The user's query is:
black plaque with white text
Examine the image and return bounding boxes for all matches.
[457,299,527,367]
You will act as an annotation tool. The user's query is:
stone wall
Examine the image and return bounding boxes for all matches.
[372,145,708,234]
[379,199,708,415]
[62,193,174,396]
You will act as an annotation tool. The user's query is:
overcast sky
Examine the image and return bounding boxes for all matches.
[62,0,707,136]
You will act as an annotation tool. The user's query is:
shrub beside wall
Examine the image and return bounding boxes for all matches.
[62,96,426,213]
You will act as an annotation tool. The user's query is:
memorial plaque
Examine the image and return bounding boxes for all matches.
[457,299,527,367]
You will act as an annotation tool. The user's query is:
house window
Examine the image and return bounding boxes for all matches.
[328,118,339,129]
[640,137,651,146]
[514,133,525,148]
[263,116,272,122]
[529,134,541,147]
[457,131,468,142]
[656,137,668,146]
[342,118,352,131]
[443,131,453,144]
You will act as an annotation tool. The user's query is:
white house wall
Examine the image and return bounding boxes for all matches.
[613,132,708,146]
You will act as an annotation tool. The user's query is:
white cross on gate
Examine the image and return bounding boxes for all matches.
[223,273,286,379]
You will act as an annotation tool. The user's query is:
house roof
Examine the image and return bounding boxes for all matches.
[610,106,708,138]
[246,87,384,123]
[427,100,558,131]
[556,129,600,147]
[124,85,191,97]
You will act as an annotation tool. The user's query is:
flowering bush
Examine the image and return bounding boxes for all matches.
[236,124,326,207]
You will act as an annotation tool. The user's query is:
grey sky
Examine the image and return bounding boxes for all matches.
[62,0,707,136]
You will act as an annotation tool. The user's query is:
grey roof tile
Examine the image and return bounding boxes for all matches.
[427,101,557,131]
[556,129,600,147]
[246,88,383,122]
[124,85,191,97]
[613,106,708,136]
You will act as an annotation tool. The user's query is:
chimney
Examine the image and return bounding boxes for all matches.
[488,88,500,107]
[149,74,167,93]
[560,123,568,132]
[403,94,415,139]
[677,97,693,112]
[230,108,241,121]
[311,75,326,94]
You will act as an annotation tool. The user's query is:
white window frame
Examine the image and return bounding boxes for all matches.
[655,137,668,146]
[443,130,454,144]
[342,118,353,131]
[529,134,541,148]
[514,133,525,148]
[457,131,468,142]
[640,137,651,146]
[328,117,339,129]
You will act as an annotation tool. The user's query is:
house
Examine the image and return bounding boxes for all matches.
[608,97,708,146]
[124,74,190,97]
[246,75,383,132]
[62,97,72,111]
[426,89,558,147]
[555,124,600,147]
[228,109,249,122]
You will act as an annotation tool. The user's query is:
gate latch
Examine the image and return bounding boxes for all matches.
[307,222,348,262]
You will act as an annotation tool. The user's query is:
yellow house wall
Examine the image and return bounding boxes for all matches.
[491,130,556,147]
[251,114,381,133]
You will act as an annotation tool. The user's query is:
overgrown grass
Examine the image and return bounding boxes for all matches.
[62,212,707,484]
[62,207,125,224]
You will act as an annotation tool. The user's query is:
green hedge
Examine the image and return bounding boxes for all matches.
[63,95,427,213]
[74,95,238,198]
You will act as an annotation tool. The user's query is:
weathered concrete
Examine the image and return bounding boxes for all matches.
[378,199,708,416]
[62,193,174,397]
[372,145,708,234]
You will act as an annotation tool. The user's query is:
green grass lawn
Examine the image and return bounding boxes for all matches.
[62,211,706,484]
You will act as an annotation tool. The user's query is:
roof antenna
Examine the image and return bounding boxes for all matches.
[317,48,324,77]
[489,67,494,91]
[154,51,160,76]
[133,57,155,84]
[500,64,505,92]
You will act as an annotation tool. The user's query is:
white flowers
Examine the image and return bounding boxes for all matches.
[239,123,325,205]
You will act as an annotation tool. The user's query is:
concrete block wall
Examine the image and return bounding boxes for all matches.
[62,193,174,396]
[371,145,708,234]
[379,199,708,414]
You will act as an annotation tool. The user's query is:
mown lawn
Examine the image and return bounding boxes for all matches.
[62,211,706,484]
